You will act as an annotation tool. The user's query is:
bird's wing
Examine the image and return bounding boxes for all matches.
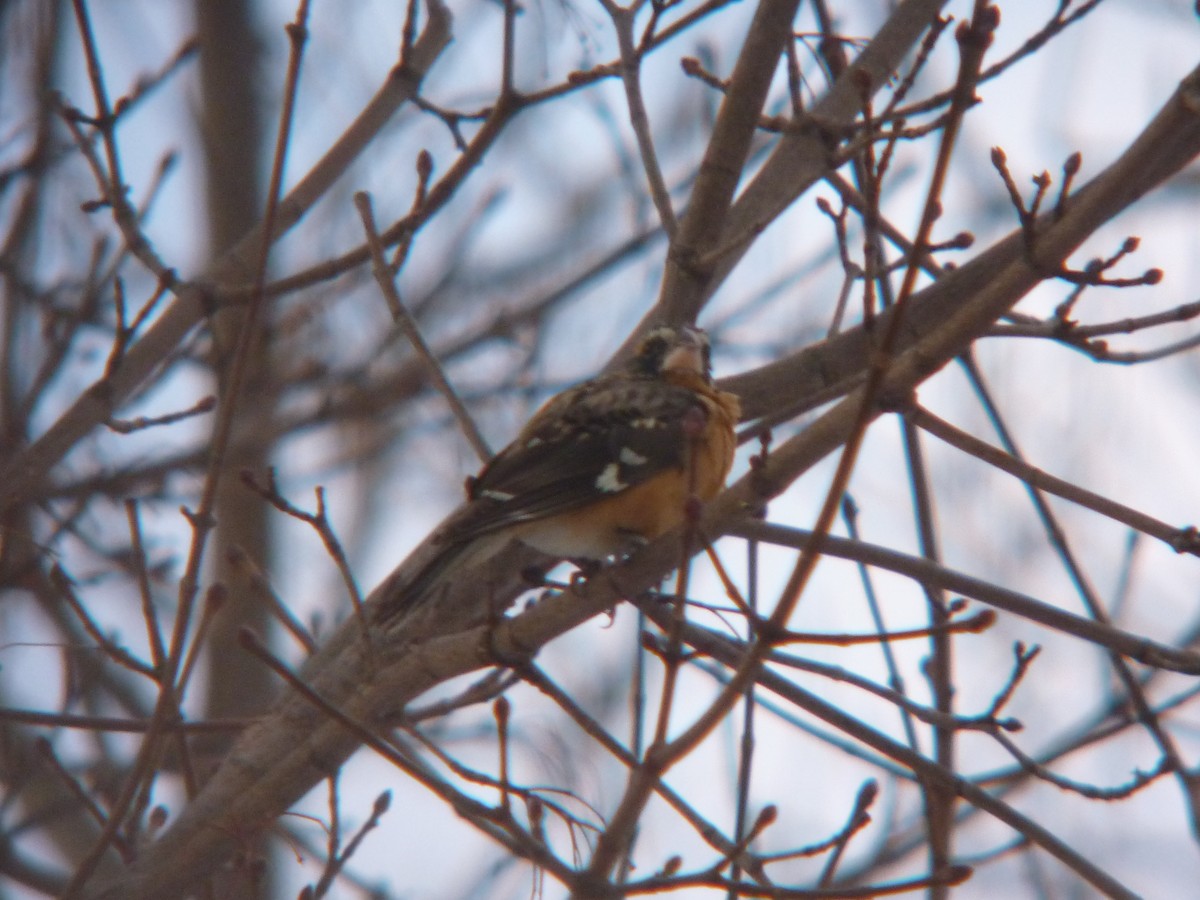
[442,376,704,543]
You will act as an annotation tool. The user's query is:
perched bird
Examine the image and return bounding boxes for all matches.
[379,324,740,618]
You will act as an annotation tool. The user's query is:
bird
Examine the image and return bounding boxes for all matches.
[377,324,740,620]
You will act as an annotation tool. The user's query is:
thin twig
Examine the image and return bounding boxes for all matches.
[106,395,215,433]
[909,404,1200,557]
[36,739,135,861]
[603,0,678,237]
[124,499,168,670]
[354,192,492,462]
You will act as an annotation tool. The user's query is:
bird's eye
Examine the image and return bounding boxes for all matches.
[635,335,669,372]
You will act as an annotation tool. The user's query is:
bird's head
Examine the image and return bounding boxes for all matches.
[628,325,712,382]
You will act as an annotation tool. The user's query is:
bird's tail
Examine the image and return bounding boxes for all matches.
[371,532,508,626]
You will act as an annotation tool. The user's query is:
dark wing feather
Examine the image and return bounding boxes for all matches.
[445,376,702,543]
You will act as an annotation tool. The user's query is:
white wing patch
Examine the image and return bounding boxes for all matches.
[480,488,516,502]
[619,447,649,466]
[595,462,627,493]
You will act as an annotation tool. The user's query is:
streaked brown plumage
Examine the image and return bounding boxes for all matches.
[379,325,739,618]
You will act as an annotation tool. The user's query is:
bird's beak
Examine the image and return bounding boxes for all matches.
[661,327,706,376]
